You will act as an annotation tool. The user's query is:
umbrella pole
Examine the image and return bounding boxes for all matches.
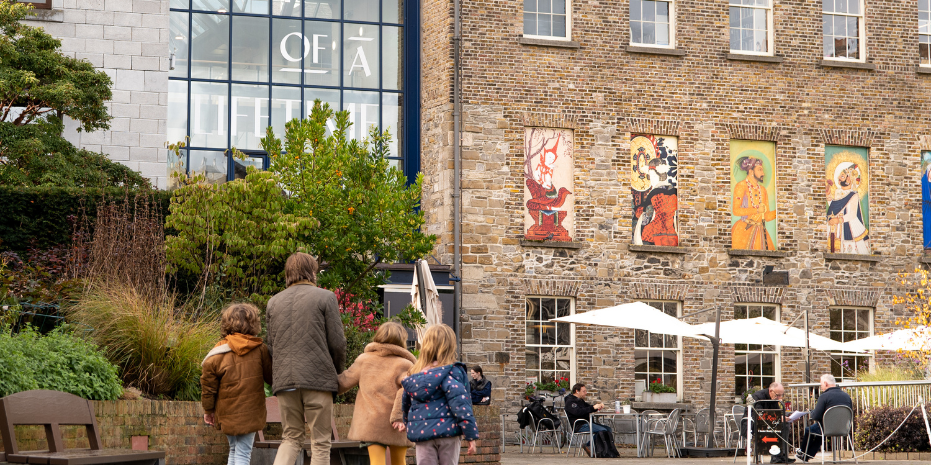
[804,308,811,383]
[708,307,721,448]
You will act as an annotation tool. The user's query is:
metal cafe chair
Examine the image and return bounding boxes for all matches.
[527,410,561,454]
[819,405,858,464]
[643,408,681,458]
[563,412,593,457]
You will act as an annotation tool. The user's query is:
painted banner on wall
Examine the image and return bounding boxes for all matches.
[923,151,931,250]
[825,146,870,254]
[631,134,679,246]
[730,140,778,250]
[524,128,574,242]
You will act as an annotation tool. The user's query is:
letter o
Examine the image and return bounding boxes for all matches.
[280,32,311,62]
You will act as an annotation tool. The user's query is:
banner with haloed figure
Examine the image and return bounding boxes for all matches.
[524,128,574,242]
[631,135,679,246]
[825,146,870,254]
[730,140,778,251]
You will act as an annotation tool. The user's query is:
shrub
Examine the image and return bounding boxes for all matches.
[854,405,931,452]
[0,324,122,400]
[67,283,220,401]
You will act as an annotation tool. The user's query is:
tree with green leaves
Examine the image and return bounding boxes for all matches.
[0,1,147,187]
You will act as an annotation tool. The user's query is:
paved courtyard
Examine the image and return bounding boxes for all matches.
[500,452,921,465]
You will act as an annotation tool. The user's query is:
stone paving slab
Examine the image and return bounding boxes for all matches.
[501,452,920,465]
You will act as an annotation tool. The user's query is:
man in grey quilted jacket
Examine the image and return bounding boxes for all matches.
[266,252,347,465]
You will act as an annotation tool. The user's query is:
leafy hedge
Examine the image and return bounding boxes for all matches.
[0,186,171,252]
[854,405,931,452]
[0,325,122,400]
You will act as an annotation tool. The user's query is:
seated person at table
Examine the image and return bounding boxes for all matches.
[564,383,612,435]
[469,365,491,405]
[743,382,795,464]
[797,374,852,463]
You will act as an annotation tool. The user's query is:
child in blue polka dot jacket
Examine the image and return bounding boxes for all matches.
[391,324,479,465]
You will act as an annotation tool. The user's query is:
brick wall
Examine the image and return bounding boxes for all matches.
[1,401,501,465]
[420,0,931,421]
[22,0,170,189]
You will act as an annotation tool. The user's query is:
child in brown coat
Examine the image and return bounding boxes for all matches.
[338,322,416,465]
[201,303,273,465]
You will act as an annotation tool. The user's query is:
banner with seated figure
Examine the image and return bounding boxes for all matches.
[524,128,574,242]
[730,140,778,251]
[630,134,679,246]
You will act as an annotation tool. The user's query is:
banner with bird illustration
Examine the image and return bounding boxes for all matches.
[524,128,574,242]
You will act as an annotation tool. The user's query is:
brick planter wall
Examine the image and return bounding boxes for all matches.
[1,400,501,465]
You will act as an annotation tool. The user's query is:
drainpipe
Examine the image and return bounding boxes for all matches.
[452,0,463,358]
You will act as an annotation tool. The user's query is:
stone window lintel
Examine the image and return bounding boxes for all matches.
[824,253,882,262]
[727,249,792,258]
[628,244,690,254]
[519,239,585,249]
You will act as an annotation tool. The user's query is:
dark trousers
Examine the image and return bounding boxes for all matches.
[799,423,823,461]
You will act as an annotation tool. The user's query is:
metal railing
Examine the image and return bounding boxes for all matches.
[784,380,931,451]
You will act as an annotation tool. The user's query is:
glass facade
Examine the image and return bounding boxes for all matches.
[169,0,412,182]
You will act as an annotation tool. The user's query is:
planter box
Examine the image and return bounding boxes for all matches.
[642,391,677,403]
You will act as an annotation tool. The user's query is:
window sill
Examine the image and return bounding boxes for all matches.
[727,249,791,258]
[726,53,784,63]
[519,239,585,249]
[518,37,580,49]
[626,45,686,57]
[917,66,931,75]
[824,253,882,262]
[628,244,690,254]
[24,8,63,22]
[819,59,876,70]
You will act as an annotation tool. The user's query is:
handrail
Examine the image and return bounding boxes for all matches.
[788,380,931,388]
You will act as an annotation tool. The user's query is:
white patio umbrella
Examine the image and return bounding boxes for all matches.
[411,259,443,342]
[841,325,931,352]
[550,301,708,339]
[693,316,862,352]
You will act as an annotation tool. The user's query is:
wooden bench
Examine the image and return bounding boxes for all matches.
[250,397,366,465]
[0,390,166,465]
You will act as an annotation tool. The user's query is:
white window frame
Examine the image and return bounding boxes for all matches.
[523,0,573,42]
[629,0,676,49]
[634,300,684,401]
[920,0,931,68]
[728,0,774,56]
[524,296,576,386]
[822,0,866,62]
[733,304,782,398]
[828,306,874,383]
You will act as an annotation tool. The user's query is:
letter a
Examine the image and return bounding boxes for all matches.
[348,46,372,77]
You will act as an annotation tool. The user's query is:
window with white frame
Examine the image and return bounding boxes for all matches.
[523,0,570,40]
[823,0,864,60]
[734,304,779,397]
[921,0,931,66]
[630,0,673,47]
[634,301,682,398]
[729,0,772,54]
[829,307,873,382]
[525,297,574,384]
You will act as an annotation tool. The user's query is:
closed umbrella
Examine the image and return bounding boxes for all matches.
[841,325,931,352]
[550,301,708,339]
[693,317,860,352]
[411,259,443,342]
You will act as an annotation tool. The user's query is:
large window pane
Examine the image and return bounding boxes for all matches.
[304,0,340,18]
[384,0,402,24]
[170,12,190,78]
[168,80,188,144]
[273,0,302,15]
[171,0,189,8]
[305,21,341,86]
[345,0,378,22]
[232,16,270,82]
[189,150,228,183]
[193,0,229,10]
[383,26,402,90]
[305,88,341,134]
[231,84,270,150]
[525,297,574,385]
[382,93,401,157]
[191,13,230,80]
[271,86,302,141]
[190,82,228,148]
[271,18,303,84]
[343,90,379,142]
[344,24,380,89]
[734,304,779,396]
[233,0,270,13]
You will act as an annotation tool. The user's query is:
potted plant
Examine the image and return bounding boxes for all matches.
[620,399,632,414]
[643,378,677,403]
[523,383,535,400]
[556,376,570,396]
[533,380,558,397]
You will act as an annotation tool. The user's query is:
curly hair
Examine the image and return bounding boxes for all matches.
[221,303,262,337]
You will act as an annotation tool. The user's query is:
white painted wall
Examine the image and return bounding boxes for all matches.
[22,0,170,188]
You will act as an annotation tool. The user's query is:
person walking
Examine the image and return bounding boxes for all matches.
[393,324,478,465]
[338,322,416,465]
[266,252,347,465]
[201,303,273,465]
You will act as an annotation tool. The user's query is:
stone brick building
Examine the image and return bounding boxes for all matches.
[419,0,931,413]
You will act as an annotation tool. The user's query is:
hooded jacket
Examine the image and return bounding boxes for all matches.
[200,333,273,436]
[337,342,416,447]
[401,362,479,442]
[266,283,347,393]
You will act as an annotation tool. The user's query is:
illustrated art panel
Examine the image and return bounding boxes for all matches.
[923,151,931,250]
[825,146,870,254]
[524,128,574,242]
[730,140,778,251]
[630,134,679,246]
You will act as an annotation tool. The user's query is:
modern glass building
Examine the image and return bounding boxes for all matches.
[167,0,419,183]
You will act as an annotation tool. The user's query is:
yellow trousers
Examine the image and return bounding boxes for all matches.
[367,444,408,465]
